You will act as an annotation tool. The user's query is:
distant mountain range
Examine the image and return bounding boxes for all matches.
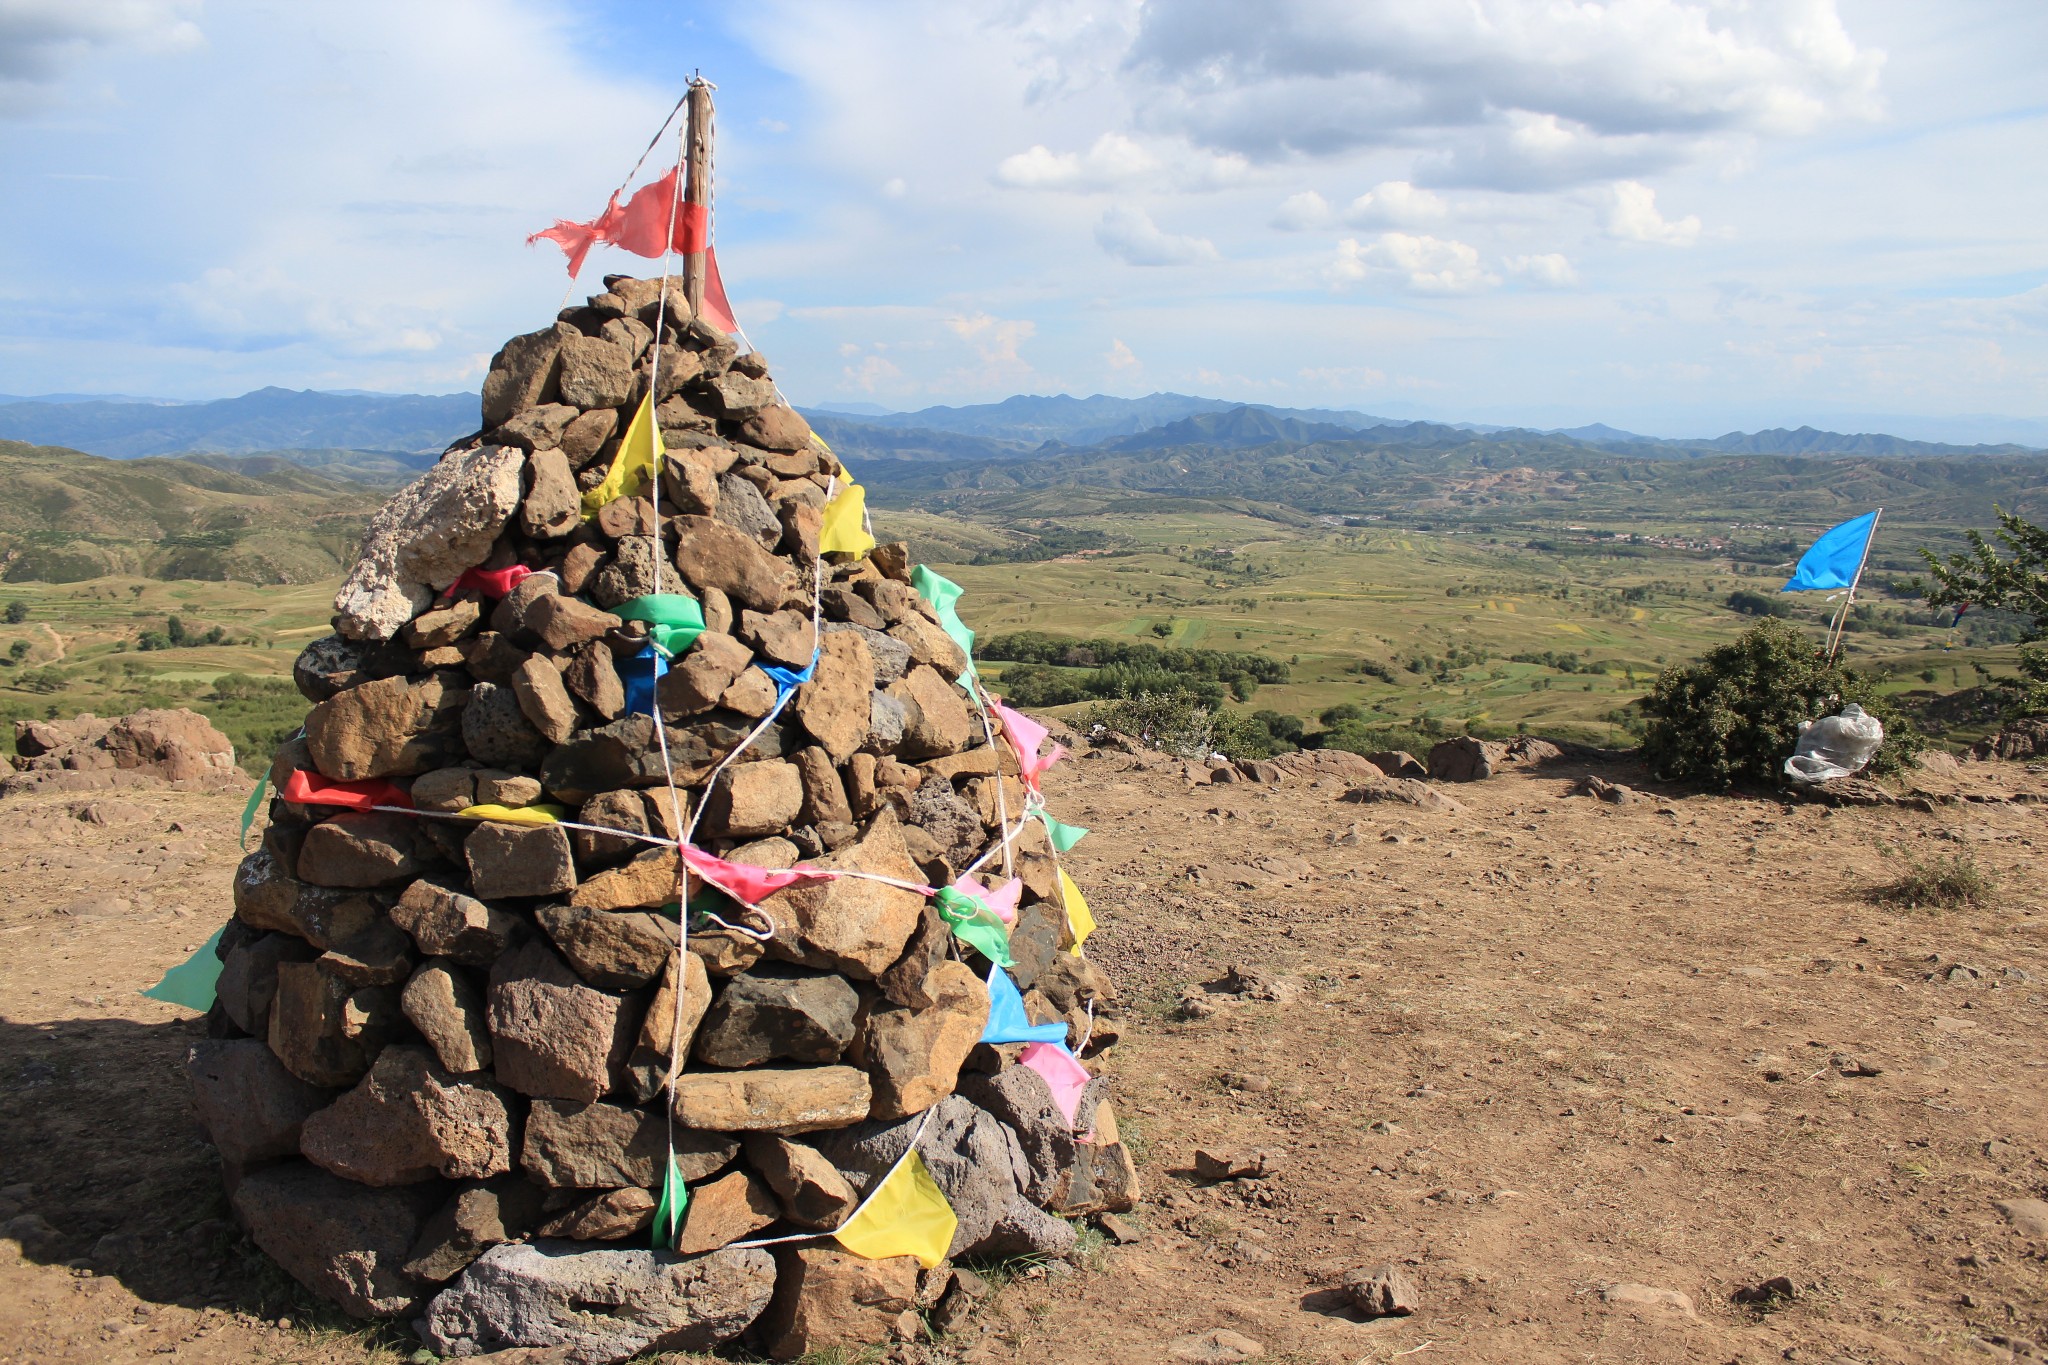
[0,387,2040,479]
[0,387,475,458]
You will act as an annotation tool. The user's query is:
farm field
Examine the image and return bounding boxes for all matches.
[0,504,2028,764]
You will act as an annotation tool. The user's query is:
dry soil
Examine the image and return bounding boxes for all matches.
[0,751,2043,1365]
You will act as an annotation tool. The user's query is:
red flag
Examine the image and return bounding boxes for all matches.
[443,564,535,599]
[281,770,412,811]
[530,171,740,333]
[701,246,739,334]
[530,170,691,272]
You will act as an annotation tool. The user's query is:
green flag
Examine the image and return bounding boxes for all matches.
[651,1152,690,1250]
[934,887,1014,968]
[613,593,706,658]
[1038,810,1089,852]
[142,926,226,1011]
[239,771,269,850]
[909,565,978,691]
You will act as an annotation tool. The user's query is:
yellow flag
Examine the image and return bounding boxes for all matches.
[819,481,877,558]
[581,391,664,519]
[458,803,569,826]
[833,1149,955,1269]
[1058,867,1096,952]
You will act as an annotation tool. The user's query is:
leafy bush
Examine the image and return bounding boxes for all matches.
[3,601,26,624]
[1725,589,1794,618]
[1638,618,1921,790]
[1082,691,1295,761]
[2005,645,2048,718]
[1869,851,1996,910]
[1084,691,1226,759]
[1918,507,2048,639]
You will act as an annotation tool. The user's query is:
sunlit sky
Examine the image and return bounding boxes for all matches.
[3,1,2045,440]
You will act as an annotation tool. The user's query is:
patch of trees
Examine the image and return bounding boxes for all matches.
[136,615,228,651]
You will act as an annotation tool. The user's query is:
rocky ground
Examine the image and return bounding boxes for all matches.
[0,750,2044,1365]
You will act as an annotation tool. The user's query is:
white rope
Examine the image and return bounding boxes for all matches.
[644,108,695,1201]
[555,91,692,308]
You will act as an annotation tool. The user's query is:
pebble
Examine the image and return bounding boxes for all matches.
[1600,1283,1697,1318]
[1168,1329,1265,1363]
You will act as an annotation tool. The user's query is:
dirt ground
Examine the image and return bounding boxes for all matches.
[1,750,2044,1365]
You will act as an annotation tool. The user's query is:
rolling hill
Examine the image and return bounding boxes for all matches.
[0,440,382,583]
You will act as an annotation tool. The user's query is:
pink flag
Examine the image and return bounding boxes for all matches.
[683,844,836,906]
[992,699,1066,792]
[950,873,1022,926]
[1020,1042,1092,1128]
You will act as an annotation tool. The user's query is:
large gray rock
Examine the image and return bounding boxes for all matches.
[304,673,468,781]
[821,1094,1027,1259]
[462,681,551,769]
[333,444,525,642]
[957,1063,1077,1205]
[185,1038,334,1168]
[232,1162,440,1319]
[418,1241,776,1363]
[299,1045,514,1185]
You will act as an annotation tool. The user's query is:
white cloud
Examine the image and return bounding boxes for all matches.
[1094,205,1219,266]
[997,132,1158,190]
[881,177,907,198]
[1122,0,1884,188]
[995,130,1245,192]
[1105,337,1140,371]
[1606,181,1701,244]
[1344,180,1448,227]
[1504,252,1579,286]
[1328,233,1499,293]
[843,353,903,393]
[1271,189,1333,230]
[0,0,202,117]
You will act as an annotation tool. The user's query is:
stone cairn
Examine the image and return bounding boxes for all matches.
[185,275,1134,1363]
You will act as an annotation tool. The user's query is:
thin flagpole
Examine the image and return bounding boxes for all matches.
[1825,507,1882,664]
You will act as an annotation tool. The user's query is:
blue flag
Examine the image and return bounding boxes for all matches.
[980,964,1068,1046]
[1782,511,1879,592]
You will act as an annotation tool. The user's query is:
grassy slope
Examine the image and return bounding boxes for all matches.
[0,440,381,584]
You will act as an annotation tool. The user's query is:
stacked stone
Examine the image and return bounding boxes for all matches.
[185,276,1134,1363]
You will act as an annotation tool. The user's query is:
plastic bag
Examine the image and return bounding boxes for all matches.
[1784,702,1884,784]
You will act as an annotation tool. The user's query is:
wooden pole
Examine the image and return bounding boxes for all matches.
[683,77,714,322]
[1825,506,1883,664]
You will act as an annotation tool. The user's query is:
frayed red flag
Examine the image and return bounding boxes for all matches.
[530,171,740,333]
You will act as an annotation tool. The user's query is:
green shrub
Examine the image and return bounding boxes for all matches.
[1083,690,1294,761]
[1869,851,1995,910]
[1638,618,1922,790]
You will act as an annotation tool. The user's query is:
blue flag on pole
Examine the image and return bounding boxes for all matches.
[1782,511,1879,592]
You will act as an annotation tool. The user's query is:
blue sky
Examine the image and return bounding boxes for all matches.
[2,1,2045,441]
